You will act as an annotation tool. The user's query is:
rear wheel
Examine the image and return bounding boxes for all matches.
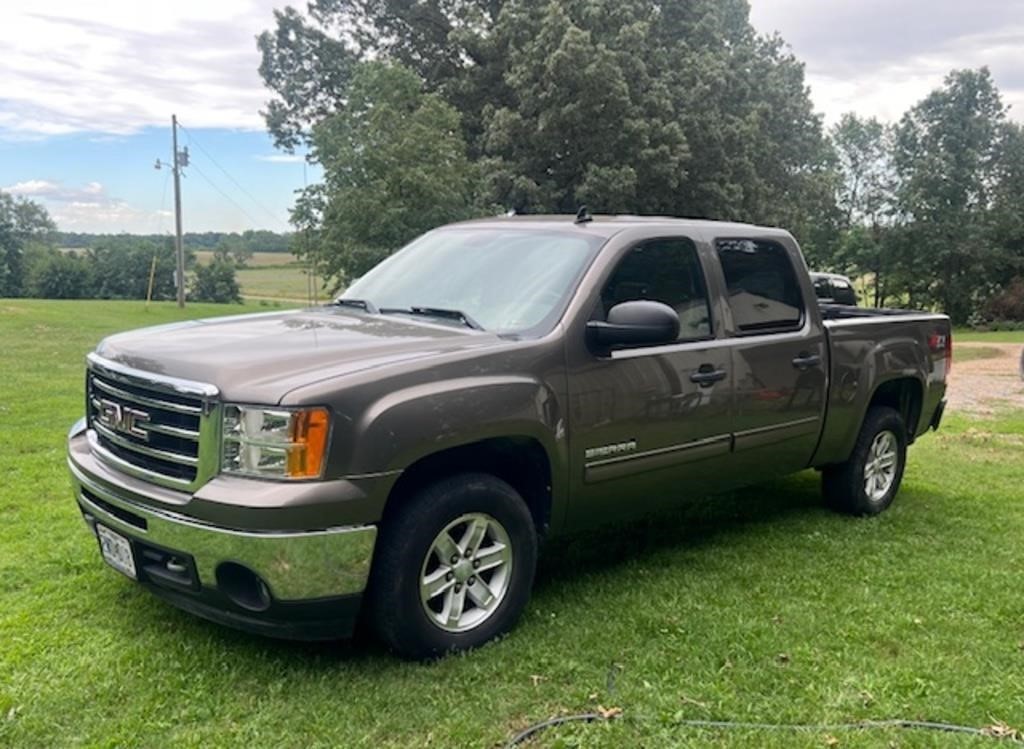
[823,406,907,516]
[367,473,537,660]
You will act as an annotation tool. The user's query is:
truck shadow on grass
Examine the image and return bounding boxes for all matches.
[134,471,837,664]
[534,470,826,591]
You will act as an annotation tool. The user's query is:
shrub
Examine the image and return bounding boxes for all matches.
[191,259,242,304]
[26,250,95,298]
[88,237,181,300]
[983,278,1024,322]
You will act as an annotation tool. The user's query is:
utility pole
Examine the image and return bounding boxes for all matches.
[155,115,189,307]
[171,115,185,308]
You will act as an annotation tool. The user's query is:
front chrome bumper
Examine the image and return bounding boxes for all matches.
[68,419,379,635]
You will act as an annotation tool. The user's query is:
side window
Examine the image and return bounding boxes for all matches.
[600,238,711,341]
[716,239,804,333]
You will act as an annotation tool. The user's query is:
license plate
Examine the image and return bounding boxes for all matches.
[96,524,137,580]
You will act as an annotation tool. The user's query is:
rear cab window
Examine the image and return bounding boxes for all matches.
[715,239,805,334]
[813,276,832,300]
[830,278,857,306]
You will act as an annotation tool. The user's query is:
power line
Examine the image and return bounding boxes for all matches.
[187,161,269,230]
[145,169,171,236]
[177,120,293,227]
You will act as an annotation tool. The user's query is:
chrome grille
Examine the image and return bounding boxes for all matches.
[86,354,220,491]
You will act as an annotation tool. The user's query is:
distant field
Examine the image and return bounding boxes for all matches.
[235,265,328,303]
[190,251,333,302]
[193,250,297,268]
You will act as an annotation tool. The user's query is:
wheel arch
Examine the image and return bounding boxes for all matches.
[381,436,555,537]
[867,376,924,443]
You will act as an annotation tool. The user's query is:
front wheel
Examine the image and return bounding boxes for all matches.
[823,406,908,516]
[366,473,537,660]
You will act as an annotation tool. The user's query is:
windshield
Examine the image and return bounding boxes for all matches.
[340,227,604,333]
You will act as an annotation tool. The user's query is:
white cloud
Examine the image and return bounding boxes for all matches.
[0,1,284,137]
[3,178,166,231]
[5,179,60,195]
[750,0,1024,124]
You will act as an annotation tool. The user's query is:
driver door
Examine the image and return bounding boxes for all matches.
[566,236,735,528]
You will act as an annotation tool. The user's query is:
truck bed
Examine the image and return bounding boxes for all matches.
[811,306,951,468]
[819,303,935,320]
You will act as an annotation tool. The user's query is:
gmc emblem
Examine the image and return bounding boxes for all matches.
[96,399,151,441]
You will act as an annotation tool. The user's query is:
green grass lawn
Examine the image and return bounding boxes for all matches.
[953,345,1006,363]
[2,301,1022,748]
[954,328,1024,344]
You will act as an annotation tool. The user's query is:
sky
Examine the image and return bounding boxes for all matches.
[0,0,1021,234]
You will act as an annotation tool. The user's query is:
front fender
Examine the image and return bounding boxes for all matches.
[349,375,566,478]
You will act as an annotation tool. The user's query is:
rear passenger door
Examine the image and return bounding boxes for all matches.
[567,236,734,526]
[714,238,827,481]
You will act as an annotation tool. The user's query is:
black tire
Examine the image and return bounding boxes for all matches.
[366,473,537,660]
[822,406,908,516]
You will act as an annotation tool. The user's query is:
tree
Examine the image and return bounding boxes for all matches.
[890,68,1009,323]
[191,259,243,304]
[297,62,480,285]
[25,249,95,299]
[829,114,895,305]
[87,236,185,300]
[480,1,688,213]
[258,0,837,255]
[0,190,56,297]
[213,235,252,267]
[257,5,357,152]
[989,122,1024,279]
[258,0,505,153]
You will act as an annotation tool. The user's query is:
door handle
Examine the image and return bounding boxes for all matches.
[792,352,822,370]
[690,364,727,387]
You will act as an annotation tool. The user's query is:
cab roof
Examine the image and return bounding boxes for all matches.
[448,214,792,240]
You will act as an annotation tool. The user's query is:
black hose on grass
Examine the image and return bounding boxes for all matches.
[506,712,1024,747]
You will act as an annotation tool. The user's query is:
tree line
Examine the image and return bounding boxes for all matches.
[0,216,243,304]
[261,0,1024,326]
[55,230,293,253]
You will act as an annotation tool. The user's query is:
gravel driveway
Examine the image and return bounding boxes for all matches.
[947,342,1024,415]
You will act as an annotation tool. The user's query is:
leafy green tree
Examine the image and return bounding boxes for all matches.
[829,114,895,305]
[989,122,1024,279]
[191,259,243,304]
[480,1,687,212]
[25,249,95,299]
[257,5,357,152]
[297,62,480,285]
[890,68,1010,323]
[258,0,837,254]
[213,235,252,268]
[0,190,56,297]
[87,236,185,300]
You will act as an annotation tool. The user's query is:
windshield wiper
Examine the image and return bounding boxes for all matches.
[379,306,485,331]
[333,298,379,314]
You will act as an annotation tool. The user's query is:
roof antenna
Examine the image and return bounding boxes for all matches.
[575,205,593,224]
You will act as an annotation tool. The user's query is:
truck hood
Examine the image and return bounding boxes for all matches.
[94,307,504,404]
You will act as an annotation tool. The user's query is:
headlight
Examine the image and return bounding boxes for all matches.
[221,405,330,479]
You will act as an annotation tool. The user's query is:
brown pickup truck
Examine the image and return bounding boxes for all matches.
[68,215,950,659]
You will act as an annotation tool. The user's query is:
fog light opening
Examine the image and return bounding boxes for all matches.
[216,562,272,612]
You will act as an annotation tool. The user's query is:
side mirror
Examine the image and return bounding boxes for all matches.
[587,300,680,352]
